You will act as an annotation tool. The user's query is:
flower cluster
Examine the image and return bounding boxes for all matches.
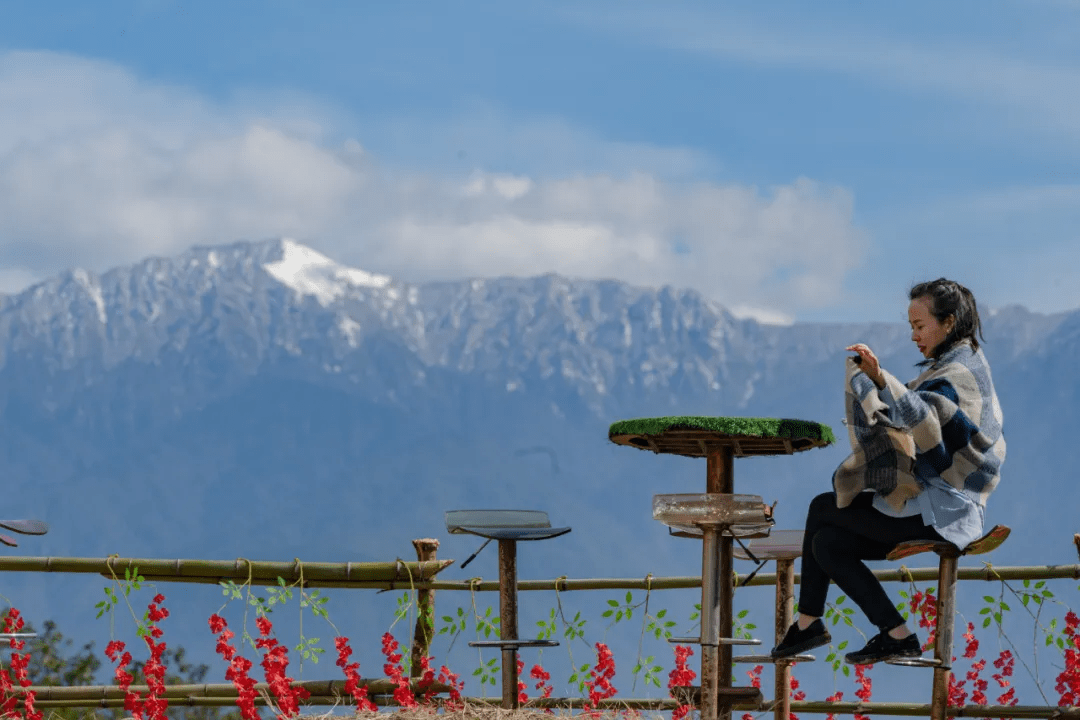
[0,608,41,720]
[334,636,378,712]
[140,594,171,720]
[853,664,872,720]
[740,665,764,720]
[667,645,696,720]
[582,642,617,716]
[824,690,844,720]
[513,658,528,705]
[104,595,171,720]
[992,649,1017,707]
[530,663,553,700]
[789,673,806,720]
[1056,611,1080,706]
[909,590,938,650]
[208,613,259,720]
[254,615,310,716]
[381,632,417,708]
[435,663,464,710]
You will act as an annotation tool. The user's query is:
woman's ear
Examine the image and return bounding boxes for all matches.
[945,314,956,334]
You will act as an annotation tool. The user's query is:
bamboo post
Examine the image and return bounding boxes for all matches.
[930,551,959,720]
[410,538,440,678]
[498,538,520,710]
[774,557,796,720]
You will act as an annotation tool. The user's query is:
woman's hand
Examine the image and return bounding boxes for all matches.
[846,343,885,388]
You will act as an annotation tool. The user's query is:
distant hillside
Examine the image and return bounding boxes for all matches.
[0,238,1074,700]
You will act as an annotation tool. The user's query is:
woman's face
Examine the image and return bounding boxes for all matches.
[908,296,954,358]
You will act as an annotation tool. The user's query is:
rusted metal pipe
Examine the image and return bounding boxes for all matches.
[930,551,959,720]
[774,557,795,720]
[498,538,520,710]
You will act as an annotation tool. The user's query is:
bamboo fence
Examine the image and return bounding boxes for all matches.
[2,547,1080,717]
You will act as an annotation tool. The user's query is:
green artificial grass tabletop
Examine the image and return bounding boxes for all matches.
[608,416,835,457]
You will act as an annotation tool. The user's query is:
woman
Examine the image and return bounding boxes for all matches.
[770,278,1006,665]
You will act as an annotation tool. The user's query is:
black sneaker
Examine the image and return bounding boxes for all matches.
[770,619,831,659]
[844,630,921,665]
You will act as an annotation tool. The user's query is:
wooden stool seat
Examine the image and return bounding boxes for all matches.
[886,524,1010,562]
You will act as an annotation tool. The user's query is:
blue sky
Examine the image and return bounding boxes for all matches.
[1,0,1078,323]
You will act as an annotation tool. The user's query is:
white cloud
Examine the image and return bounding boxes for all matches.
[0,50,867,319]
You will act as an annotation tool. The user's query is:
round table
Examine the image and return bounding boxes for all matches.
[610,416,834,720]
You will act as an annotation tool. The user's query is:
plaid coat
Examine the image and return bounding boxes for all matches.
[833,341,1005,512]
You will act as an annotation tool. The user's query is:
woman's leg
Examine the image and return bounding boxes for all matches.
[798,491,943,631]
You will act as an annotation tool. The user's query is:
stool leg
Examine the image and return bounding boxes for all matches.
[930,553,958,720]
[498,539,520,710]
[774,558,795,720]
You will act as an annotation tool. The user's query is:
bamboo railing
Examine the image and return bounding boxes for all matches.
[3,546,1080,717]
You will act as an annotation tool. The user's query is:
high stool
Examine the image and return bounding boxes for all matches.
[732,530,815,720]
[884,524,1011,720]
[656,494,773,713]
[445,509,570,709]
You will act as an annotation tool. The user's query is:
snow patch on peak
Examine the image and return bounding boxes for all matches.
[72,268,107,324]
[263,239,391,306]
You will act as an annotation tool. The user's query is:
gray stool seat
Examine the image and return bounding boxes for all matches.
[468,639,559,649]
[732,530,803,561]
[445,509,571,541]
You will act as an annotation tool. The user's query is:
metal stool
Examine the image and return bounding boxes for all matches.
[883,524,1011,720]
[445,510,570,709]
[732,530,813,720]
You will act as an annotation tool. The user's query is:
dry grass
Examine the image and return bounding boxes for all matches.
[296,701,668,720]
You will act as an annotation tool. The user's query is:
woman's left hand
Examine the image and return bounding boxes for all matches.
[846,343,885,388]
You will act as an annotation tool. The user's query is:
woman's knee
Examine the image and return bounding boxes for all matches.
[806,492,838,525]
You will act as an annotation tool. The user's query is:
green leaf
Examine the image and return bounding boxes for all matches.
[626,591,633,603]
[982,617,991,628]
[835,596,845,605]
[657,609,667,618]
[979,607,991,615]
[838,640,848,650]
[737,609,749,619]
[842,666,850,677]
[602,610,613,618]
[983,595,994,603]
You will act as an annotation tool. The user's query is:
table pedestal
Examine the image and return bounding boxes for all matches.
[704,448,735,720]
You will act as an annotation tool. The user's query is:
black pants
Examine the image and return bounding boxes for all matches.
[799,491,944,632]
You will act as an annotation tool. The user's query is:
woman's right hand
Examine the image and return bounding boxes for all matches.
[846,343,885,388]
